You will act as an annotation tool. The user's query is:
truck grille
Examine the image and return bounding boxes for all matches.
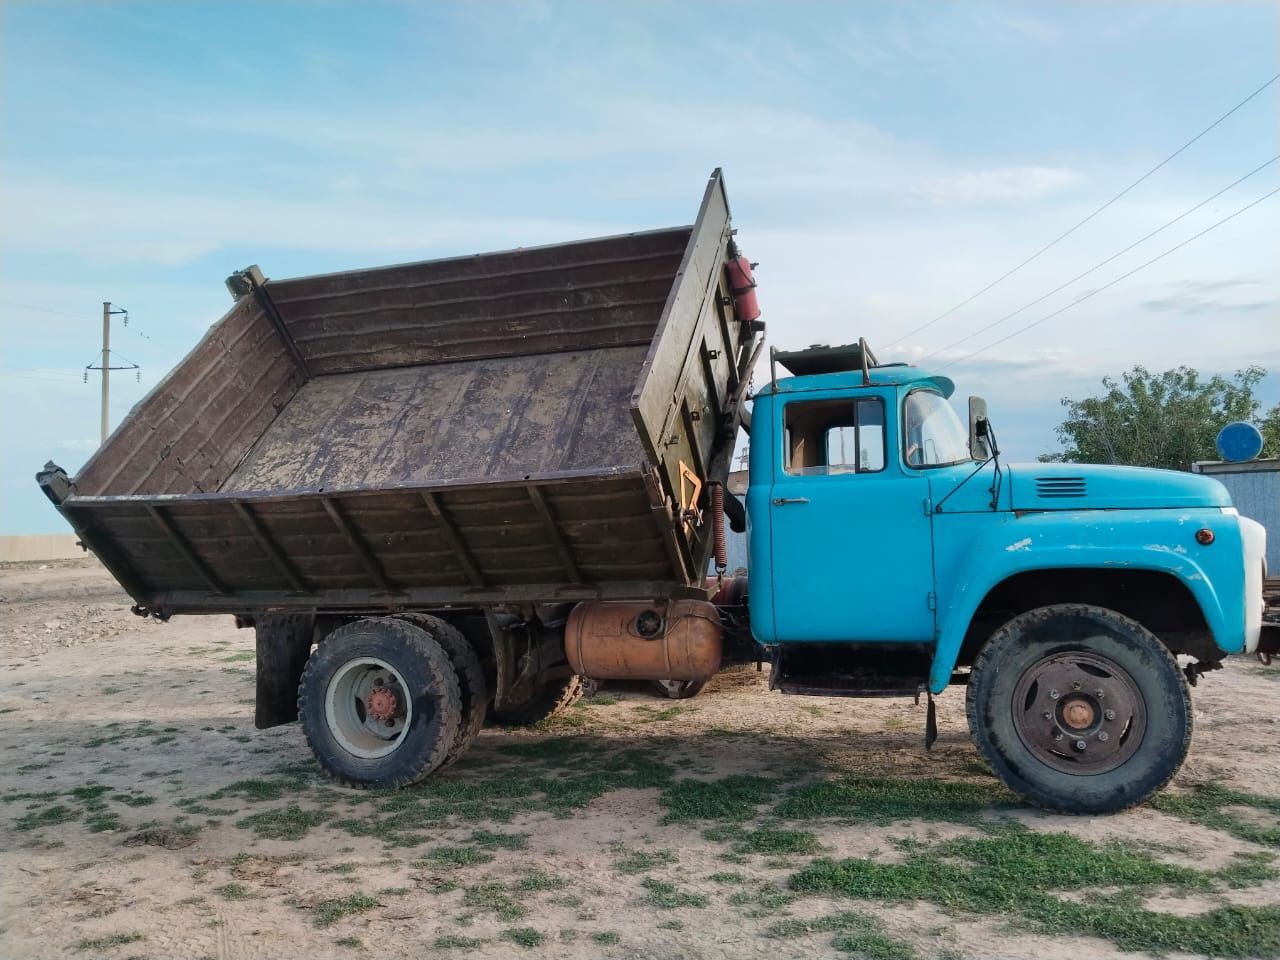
[1035,476,1087,498]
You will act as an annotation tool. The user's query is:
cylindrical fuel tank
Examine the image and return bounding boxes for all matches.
[565,600,723,682]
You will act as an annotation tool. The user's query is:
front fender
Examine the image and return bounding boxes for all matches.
[928,509,1241,694]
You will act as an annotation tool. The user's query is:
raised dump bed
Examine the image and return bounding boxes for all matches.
[40,170,764,618]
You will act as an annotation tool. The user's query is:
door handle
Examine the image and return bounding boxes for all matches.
[772,497,810,506]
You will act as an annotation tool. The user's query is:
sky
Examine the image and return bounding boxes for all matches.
[1,1,1277,534]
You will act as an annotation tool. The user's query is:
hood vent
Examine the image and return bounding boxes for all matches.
[1035,476,1087,498]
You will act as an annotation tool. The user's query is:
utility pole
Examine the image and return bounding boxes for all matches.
[101,301,111,442]
[86,302,136,443]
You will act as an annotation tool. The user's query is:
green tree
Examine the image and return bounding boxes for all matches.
[1261,403,1280,457]
[1043,365,1269,471]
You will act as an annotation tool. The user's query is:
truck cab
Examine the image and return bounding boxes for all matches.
[745,341,1268,813]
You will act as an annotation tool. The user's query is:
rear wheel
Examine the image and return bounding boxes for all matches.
[394,613,487,769]
[299,618,461,788]
[966,603,1192,814]
[650,679,708,700]
[491,673,584,726]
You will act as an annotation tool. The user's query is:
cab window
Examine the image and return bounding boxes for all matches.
[902,390,970,467]
[783,398,885,475]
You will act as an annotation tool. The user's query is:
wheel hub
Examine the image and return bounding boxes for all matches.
[1011,649,1146,775]
[366,685,399,722]
[323,657,413,760]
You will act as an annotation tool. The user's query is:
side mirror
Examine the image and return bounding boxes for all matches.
[968,396,991,460]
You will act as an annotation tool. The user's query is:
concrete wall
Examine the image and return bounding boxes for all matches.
[0,534,85,563]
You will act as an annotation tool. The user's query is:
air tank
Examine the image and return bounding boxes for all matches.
[564,599,723,682]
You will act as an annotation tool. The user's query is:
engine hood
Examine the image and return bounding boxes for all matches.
[1008,462,1232,511]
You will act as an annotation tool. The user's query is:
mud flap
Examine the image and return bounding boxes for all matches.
[254,614,316,729]
[924,692,938,750]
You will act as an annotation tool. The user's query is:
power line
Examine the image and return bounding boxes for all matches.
[0,298,153,341]
[0,299,95,322]
[919,154,1280,362]
[886,72,1280,349]
[938,185,1279,369]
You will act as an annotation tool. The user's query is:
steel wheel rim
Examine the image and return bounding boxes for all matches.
[324,657,414,759]
[1011,644,1147,775]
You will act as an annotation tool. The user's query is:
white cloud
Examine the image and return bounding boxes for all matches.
[915,166,1086,206]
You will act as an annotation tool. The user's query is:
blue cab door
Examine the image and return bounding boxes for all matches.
[768,390,935,643]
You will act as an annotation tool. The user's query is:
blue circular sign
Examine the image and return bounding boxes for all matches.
[1216,421,1264,462]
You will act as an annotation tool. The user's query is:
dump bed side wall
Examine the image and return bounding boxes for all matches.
[60,473,678,614]
[74,298,304,497]
[266,229,691,376]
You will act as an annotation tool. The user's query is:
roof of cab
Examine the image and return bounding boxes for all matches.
[756,365,956,399]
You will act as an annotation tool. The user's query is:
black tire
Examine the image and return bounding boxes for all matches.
[650,679,708,700]
[966,603,1192,815]
[491,674,585,726]
[393,613,487,769]
[298,618,461,789]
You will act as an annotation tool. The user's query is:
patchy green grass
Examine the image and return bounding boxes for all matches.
[578,694,621,707]
[333,750,673,845]
[502,927,547,948]
[1217,853,1278,889]
[708,871,747,884]
[633,705,684,722]
[770,911,916,958]
[614,847,676,875]
[737,828,821,856]
[424,845,495,868]
[774,774,1012,826]
[16,804,80,831]
[592,931,621,945]
[514,870,566,892]
[641,877,709,909]
[334,936,362,948]
[789,827,1280,957]
[464,882,527,921]
[215,883,254,901]
[72,932,145,952]
[313,894,380,927]
[435,934,485,948]
[236,804,331,841]
[661,775,777,823]
[470,829,530,850]
[112,792,156,807]
[212,776,309,803]
[1151,783,1280,848]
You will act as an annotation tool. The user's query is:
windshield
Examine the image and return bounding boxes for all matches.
[903,390,971,467]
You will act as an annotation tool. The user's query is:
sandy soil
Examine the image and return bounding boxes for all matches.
[1,558,1277,960]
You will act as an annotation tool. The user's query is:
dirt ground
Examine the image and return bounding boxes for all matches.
[1,557,1277,960]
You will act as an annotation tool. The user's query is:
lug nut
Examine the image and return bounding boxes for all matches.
[373,677,384,687]
[1095,690,1105,699]
[1072,681,1081,691]
[1104,709,1116,721]
[1097,732,1109,742]
[1049,690,1060,700]
[1042,711,1053,720]
[384,719,395,728]
[1074,740,1087,751]
[1053,731,1064,741]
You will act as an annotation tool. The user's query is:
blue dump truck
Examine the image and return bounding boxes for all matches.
[38,170,1272,814]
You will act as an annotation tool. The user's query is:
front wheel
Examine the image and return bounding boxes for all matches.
[966,603,1192,815]
[299,618,461,788]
